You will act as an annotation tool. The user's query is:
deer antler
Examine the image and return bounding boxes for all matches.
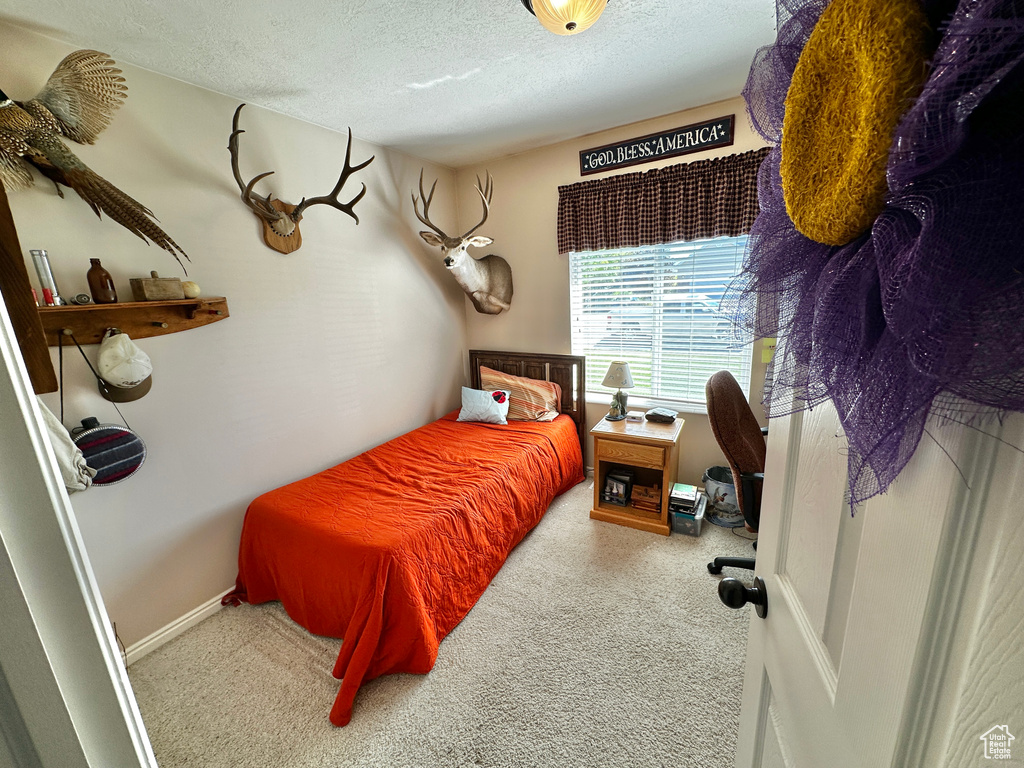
[290,128,375,224]
[411,169,449,239]
[228,104,294,235]
[462,172,493,238]
[228,104,375,245]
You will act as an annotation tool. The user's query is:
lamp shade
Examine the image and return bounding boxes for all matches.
[531,0,607,35]
[602,361,634,389]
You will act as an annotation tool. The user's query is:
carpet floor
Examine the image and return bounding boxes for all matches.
[128,478,754,768]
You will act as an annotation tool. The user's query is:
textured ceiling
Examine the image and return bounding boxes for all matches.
[0,0,776,167]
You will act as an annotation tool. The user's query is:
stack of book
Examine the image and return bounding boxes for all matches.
[629,483,661,514]
[602,468,635,506]
[669,482,699,515]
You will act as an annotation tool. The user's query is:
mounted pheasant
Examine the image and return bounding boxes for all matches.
[0,50,189,272]
[412,171,513,315]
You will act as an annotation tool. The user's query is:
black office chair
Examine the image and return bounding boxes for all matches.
[705,370,766,575]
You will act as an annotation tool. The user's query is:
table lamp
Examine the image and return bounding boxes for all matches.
[602,360,634,421]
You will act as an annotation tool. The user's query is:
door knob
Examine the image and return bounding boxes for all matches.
[718,576,768,619]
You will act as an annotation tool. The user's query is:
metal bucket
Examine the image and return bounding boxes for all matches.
[702,465,745,527]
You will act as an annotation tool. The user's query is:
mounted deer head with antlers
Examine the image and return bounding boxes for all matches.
[412,171,514,315]
[228,104,374,254]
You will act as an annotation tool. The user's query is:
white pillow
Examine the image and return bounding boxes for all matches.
[457,387,511,425]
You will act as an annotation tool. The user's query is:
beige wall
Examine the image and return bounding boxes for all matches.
[454,97,769,485]
[1,23,466,646]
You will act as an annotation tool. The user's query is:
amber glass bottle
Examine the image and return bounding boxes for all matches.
[87,259,118,303]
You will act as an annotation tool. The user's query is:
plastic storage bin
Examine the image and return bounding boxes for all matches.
[671,494,706,536]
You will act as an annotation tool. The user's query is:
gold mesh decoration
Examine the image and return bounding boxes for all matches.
[781,0,930,246]
[532,0,608,36]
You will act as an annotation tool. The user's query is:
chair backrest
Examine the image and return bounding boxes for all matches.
[706,370,767,530]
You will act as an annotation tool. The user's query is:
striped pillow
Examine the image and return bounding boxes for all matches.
[479,366,560,422]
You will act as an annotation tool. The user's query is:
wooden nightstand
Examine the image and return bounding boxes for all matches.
[590,416,684,536]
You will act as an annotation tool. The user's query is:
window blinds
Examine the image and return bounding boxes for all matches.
[569,235,753,408]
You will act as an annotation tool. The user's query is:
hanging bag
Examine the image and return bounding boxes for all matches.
[70,416,147,485]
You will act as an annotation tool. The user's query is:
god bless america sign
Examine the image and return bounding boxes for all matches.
[579,115,735,175]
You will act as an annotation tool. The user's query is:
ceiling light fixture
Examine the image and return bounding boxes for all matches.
[520,0,608,36]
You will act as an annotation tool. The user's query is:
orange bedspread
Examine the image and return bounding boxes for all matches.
[224,411,584,725]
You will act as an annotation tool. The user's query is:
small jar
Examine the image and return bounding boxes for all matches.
[87,259,117,303]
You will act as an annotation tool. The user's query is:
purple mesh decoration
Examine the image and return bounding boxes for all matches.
[727,0,1024,505]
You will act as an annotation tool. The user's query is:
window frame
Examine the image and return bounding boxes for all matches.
[568,235,754,414]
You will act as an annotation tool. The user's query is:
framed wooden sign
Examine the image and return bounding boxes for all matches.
[579,115,735,176]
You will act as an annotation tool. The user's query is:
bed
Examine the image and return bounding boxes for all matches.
[223,350,587,725]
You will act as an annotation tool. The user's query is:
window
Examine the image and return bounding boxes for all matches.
[569,235,752,409]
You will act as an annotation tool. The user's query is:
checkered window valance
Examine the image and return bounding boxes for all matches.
[556,147,770,254]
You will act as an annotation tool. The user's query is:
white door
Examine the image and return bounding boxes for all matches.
[732,398,1024,768]
[0,298,156,767]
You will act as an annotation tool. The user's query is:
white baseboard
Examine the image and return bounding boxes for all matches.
[125,588,234,666]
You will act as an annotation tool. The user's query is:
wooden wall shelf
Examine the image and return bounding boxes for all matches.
[38,297,230,346]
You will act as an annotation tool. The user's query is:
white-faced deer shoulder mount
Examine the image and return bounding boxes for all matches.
[412,170,513,315]
[228,104,374,254]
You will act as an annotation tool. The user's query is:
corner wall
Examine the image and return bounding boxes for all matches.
[0,23,467,646]
[455,97,769,484]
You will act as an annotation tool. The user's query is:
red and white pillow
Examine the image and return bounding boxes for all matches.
[457,387,512,425]
[479,366,561,422]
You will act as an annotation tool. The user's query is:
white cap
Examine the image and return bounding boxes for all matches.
[97,331,152,388]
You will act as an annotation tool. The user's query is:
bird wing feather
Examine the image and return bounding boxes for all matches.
[64,165,190,273]
[0,150,34,191]
[34,50,127,145]
[0,129,36,190]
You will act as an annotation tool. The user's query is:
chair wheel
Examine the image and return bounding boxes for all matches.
[708,562,722,575]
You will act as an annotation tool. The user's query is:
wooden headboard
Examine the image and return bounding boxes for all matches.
[469,349,587,457]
